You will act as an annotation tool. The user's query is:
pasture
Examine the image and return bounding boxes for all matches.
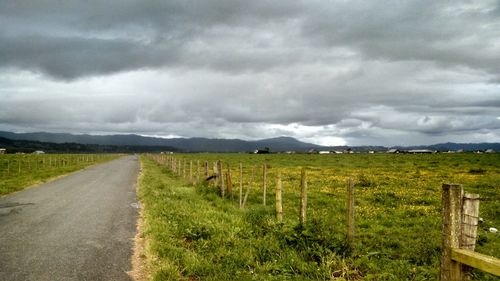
[139,153,499,280]
[0,154,119,196]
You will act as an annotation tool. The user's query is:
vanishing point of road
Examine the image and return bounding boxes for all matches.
[0,155,140,281]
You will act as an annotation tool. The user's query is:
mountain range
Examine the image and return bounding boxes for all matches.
[0,131,498,153]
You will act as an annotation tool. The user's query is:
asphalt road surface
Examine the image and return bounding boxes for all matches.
[0,155,140,281]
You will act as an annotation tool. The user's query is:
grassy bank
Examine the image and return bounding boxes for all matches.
[138,153,499,280]
[0,154,119,196]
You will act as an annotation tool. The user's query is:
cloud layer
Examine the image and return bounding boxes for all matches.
[0,0,499,145]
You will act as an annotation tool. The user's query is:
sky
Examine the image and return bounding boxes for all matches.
[0,1,499,146]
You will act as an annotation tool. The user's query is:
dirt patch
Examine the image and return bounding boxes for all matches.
[128,208,150,281]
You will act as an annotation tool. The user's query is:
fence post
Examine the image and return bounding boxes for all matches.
[347,177,355,248]
[226,165,233,199]
[441,183,464,281]
[460,193,480,279]
[204,161,208,178]
[219,161,225,198]
[262,164,267,206]
[276,171,283,223]
[197,160,200,184]
[183,159,186,179]
[189,160,193,184]
[241,166,254,209]
[213,161,218,187]
[299,168,307,224]
[239,163,243,208]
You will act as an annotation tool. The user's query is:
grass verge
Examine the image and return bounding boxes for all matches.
[0,154,119,196]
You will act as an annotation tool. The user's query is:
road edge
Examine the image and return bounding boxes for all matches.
[128,156,150,281]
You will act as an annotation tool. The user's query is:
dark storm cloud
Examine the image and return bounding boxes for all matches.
[0,0,499,145]
[0,0,305,79]
[2,0,498,79]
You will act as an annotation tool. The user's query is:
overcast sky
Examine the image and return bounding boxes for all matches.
[1,1,499,146]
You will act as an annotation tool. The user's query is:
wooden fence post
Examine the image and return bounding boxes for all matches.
[460,193,480,279]
[183,159,187,179]
[262,164,267,206]
[241,166,254,209]
[204,161,208,178]
[299,168,307,224]
[213,161,218,187]
[189,160,193,184]
[347,177,355,248]
[197,160,200,184]
[276,171,283,223]
[178,159,182,176]
[441,183,464,281]
[226,165,233,199]
[239,163,243,208]
[219,161,225,198]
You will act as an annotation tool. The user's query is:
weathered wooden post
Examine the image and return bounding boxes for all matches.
[226,165,233,198]
[204,161,208,178]
[460,192,480,279]
[276,171,283,223]
[441,183,464,281]
[219,161,225,198]
[213,161,218,187]
[262,164,267,206]
[241,166,254,209]
[178,159,182,176]
[183,159,187,179]
[239,163,243,208]
[189,160,193,184]
[299,168,307,224]
[197,160,200,184]
[347,177,355,248]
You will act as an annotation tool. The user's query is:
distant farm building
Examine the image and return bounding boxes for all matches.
[318,151,330,154]
[485,149,495,153]
[343,148,353,154]
[408,149,435,154]
[254,147,270,154]
[33,150,45,154]
[0,148,6,154]
[387,149,401,153]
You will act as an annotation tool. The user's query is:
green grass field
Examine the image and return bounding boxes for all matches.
[139,153,499,280]
[0,154,119,196]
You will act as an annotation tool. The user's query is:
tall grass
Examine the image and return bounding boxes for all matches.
[139,153,499,280]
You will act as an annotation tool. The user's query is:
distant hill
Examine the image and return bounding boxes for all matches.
[0,131,327,152]
[0,131,498,153]
[0,137,179,154]
[392,142,500,152]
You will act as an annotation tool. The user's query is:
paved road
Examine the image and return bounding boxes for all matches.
[0,155,140,281]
